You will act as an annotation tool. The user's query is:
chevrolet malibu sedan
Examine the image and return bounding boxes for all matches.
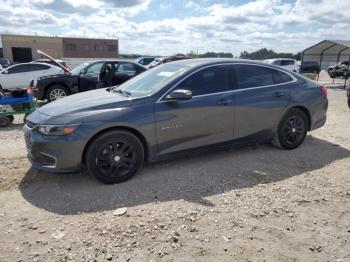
[24,58,328,183]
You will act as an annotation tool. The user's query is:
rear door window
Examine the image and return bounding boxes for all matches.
[235,64,293,89]
[117,62,137,73]
[28,64,50,71]
[86,62,104,74]
[6,64,30,74]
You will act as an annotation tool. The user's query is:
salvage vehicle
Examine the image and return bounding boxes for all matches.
[25,58,328,183]
[0,63,63,90]
[31,50,147,101]
[327,61,350,79]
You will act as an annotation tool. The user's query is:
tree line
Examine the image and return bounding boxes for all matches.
[120,48,301,60]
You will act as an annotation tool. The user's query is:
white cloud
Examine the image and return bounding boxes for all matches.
[0,0,350,55]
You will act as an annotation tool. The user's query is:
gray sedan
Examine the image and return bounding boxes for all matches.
[25,58,328,183]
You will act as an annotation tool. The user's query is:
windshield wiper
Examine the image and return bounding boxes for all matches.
[113,89,132,96]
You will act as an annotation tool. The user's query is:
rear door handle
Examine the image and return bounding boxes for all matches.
[217,99,233,105]
[272,91,286,98]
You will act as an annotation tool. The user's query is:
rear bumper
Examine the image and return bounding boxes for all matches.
[309,96,328,131]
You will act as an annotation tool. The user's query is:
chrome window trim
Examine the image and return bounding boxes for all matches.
[156,62,297,103]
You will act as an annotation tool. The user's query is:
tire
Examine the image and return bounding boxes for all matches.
[46,85,69,102]
[0,116,10,127]
[7,115,14,123]
[348,98,350,109]
[273,109,308,150]
[85,130,144,183]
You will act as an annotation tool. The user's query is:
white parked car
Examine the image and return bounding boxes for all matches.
[0,63,63,90]
[264,58,299,72]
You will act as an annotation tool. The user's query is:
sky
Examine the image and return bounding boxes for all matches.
[0,0,349,56]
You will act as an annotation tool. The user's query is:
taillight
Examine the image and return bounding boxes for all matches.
[320,86,327,96]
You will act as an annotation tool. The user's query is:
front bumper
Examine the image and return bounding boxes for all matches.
[31,82,45,100]
[24,123,85,173]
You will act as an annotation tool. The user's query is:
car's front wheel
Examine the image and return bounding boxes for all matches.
[46,85,69,102]
[273,108,308,150]
[85,130,144,183]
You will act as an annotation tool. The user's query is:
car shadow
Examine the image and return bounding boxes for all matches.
[1,122,24,132]
[19,136,350,215]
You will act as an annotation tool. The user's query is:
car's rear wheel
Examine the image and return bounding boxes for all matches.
[85,130,144,183]
[7,115,14,123]
[0,116,11,127]
[273,108,308,150]
[46,85,69,102]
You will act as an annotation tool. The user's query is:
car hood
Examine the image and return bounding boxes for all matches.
[37,49,70,73]
[37,88,132,118]
[36,73,78,81]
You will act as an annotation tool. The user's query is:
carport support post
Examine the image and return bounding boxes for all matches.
[334,47,349,85]
[317,44,337,82]
[345,54,350,89]
[300,51,304,74]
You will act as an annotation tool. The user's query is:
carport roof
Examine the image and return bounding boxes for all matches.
[303,40,350,55]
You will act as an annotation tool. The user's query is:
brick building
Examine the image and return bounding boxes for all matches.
[1,34,119,63]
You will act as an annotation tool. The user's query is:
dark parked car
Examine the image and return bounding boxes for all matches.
[327,61,350,79]
[299,61,321,74]
[31,59,147,101]
[0,59,11,68]
[25,58,328,183]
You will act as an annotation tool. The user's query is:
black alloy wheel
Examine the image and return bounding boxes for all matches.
[274,109,308,150]
[86,130,144,183]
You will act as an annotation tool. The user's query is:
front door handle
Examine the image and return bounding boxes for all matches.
[217,99,232,105]
[272,91,286,98]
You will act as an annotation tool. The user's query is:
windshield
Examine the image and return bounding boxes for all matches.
[71,62,91,74]
[112,63,190,97]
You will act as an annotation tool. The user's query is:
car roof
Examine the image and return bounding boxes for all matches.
[10,62,57,67]
[88,59,138,63]
[86,59,147,69]
[266,58,295,61]
[35,58,65,62]
[169,58,288,68]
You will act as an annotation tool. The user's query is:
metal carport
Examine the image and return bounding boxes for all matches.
[301,40,350,87]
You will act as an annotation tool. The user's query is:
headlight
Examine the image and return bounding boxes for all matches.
[37,124,80,136]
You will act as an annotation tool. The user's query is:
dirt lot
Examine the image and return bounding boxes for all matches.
[0,88,349,262]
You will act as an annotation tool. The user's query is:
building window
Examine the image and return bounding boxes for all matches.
[84,44,90,51]
[107,45,116,52]
[94,44,104,52]
[66,43,77,51]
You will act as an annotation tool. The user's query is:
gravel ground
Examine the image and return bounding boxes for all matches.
[0,89,349,262]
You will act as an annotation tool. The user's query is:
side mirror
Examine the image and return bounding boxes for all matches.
[165,89,192,102]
